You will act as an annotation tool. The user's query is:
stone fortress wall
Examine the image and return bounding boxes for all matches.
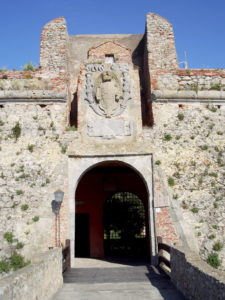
[0,12,225,274]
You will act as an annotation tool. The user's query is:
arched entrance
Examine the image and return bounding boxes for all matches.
[74,161,150,259]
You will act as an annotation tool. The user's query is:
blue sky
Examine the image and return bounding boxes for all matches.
[0,0,225,70]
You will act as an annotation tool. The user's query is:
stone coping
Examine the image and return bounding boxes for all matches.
[171,246,225,300]
[171,246,225,282]
[68,141,153,156]
[0,90,67,103]
[0,248,63,300]
[152,90,225,102]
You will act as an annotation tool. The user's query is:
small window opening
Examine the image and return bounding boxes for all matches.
[217,105,221,109]
[0,105,3,108]
[105,55,115,64]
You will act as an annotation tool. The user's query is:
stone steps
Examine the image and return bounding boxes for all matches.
[52,264,186,300]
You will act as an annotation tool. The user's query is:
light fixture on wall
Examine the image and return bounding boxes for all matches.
[52,190,64,247]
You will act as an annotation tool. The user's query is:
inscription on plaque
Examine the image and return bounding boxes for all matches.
[87,120,132,138]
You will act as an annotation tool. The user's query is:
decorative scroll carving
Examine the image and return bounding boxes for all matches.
[84,63,132,118]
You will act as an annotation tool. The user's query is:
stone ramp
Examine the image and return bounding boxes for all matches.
[53,260,186,300]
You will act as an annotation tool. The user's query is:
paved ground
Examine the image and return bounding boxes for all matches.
[52,258,186,300]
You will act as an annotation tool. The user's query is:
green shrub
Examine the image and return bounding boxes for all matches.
[211,181,216,187]
[23,62,37,71]
[213,241,223,251]
[3,232,14,243]
[209,172,218,178]
[32,216,39,222]
[0,252,29,273]
[0,120,4,126]
[61,145,67,154]
[208,234,216,240]
[210,84,221,91]
[190,160,196,166]
[164,134,172,141]
[12,122,21,140]
[15,242,24,250]
[24,73,33,79]
[191,207,199,214]
[27,144,34,152]
[177,113,184,120]
[10,252,30,270]
[16,165,24,173]
[212,225,219,230]
[21,204,29,211]
[217,158,224,166]
[50,121,56,131]
[175,135,181,140]
[16,190,24,195]
[217,131,223,135]
[155,160,161,165]
[66,125,77,131]
[0,258,10,273]
[168,177,175,187]
[200,145,208,150]
[213,202,218,209]
[206,253,221,268]
[17,173,29,180]
[207,105,217,113]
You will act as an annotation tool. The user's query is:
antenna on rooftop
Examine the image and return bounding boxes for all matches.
[179,51,189,69]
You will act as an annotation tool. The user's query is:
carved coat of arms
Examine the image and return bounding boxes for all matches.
[84,64,131,118]
[95,71,122,117]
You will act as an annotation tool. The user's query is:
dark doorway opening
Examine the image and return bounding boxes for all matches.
[75,213,90,257]
[75,161,150,259]
[104,192,147,258]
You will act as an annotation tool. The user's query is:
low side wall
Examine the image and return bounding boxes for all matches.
[0,248,63,300]
[171,247,225,300]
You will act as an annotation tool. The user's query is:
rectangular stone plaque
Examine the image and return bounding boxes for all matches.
[87,120,132,138]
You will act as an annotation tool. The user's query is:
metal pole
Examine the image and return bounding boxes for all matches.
[55,215,57,247]
[58,214,61,247]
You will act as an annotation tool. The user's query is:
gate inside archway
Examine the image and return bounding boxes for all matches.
[104,192,147,258]
[75,161,150,259]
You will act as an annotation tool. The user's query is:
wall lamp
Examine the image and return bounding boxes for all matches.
[52,190,64,247]
[52,190,64,215]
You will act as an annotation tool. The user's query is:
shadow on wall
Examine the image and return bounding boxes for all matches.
[70,92,77,127]
[132,35,153,127]
[145,266,186,300]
